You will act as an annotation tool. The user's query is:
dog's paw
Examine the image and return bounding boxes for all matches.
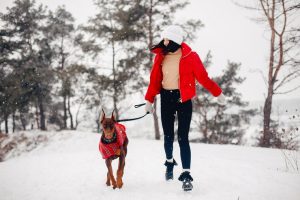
[107,180,117,189]
[111,181,117,189]
[106,181,111,186]
[117,183,123,189]
[117,179,123,189]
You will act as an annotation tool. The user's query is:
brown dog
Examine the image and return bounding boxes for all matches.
[98,109,128,189]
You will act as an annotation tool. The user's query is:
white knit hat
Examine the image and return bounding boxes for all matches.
[161,25,184,45]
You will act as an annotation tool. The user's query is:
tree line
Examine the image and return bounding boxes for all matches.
[0,0,200,133]
[1,0,298,148]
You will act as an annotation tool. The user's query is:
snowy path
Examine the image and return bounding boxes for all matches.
[0,131,300,200]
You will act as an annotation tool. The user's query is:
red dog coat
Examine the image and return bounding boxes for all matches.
[99,123,127,159]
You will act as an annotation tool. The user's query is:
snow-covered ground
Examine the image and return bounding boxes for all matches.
[0,130,300,200]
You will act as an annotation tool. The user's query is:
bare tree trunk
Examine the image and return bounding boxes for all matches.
[107,14,120,120]
[148,0,160,140]
[97,112,101,133]
[5,114,9,134]
[75,94,87,130]
[153,100,160,140]
[67,95,74,130]
[38,95,46,130]
[60,36,68,130]
[63,95,67,129]
[35,101,40,129]
[20,112,27,130]
[111,38,119,120]
[60,37,65,70]
[262,93,273,147]
[260,0,277,147]
[202,114,208,143]
[12,111,16,133]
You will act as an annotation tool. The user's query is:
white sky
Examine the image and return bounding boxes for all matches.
[1,0,299,102]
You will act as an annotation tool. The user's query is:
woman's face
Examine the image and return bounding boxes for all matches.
[163,38,170,46]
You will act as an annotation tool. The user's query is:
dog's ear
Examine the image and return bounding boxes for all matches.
[100,108,105,123]
[111,109,116,122]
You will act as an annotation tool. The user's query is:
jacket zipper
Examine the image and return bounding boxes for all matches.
[178,50,192,103]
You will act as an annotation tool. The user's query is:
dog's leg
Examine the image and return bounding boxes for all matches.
[116,154,124,188]
[117,153,124,188]
[106,172,111,186]
[124,137,128,156]
[106,158,117,189]
[117,138,128,189]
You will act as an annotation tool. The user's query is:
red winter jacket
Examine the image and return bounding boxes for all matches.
[99,123,127,159]
[145,42,222,103]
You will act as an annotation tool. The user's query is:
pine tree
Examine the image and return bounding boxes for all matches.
[193,56,257,144]
[0,71,21,133]
[78,0,146,120]
[46,6,76,129]
[0,0,53,131]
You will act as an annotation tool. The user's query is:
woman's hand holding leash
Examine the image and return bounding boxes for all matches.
[145,101,154,114]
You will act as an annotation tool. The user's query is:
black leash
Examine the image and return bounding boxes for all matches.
[134,103,146,108]
[116,112,149,122]
[116,103,149,122]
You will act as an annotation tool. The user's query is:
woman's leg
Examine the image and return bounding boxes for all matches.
[160,90,177,160]
[177,100,192,169]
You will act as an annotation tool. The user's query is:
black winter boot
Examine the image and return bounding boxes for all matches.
[178,171,193,191]
[164,159,178,181]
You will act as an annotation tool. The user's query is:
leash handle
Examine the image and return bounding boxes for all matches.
[116,103,149,122]
[116,112,149,123]
[134,103,146,108]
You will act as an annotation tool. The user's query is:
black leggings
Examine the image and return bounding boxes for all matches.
[160,88,192,169]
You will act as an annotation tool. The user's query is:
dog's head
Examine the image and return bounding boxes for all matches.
[100,109,116,139]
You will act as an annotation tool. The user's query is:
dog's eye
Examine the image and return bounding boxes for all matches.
[104,124,114,129]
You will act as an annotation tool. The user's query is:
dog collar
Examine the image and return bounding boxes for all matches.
[101,132,117,144]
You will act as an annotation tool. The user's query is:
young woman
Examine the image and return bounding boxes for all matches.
[144,25,225,191]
